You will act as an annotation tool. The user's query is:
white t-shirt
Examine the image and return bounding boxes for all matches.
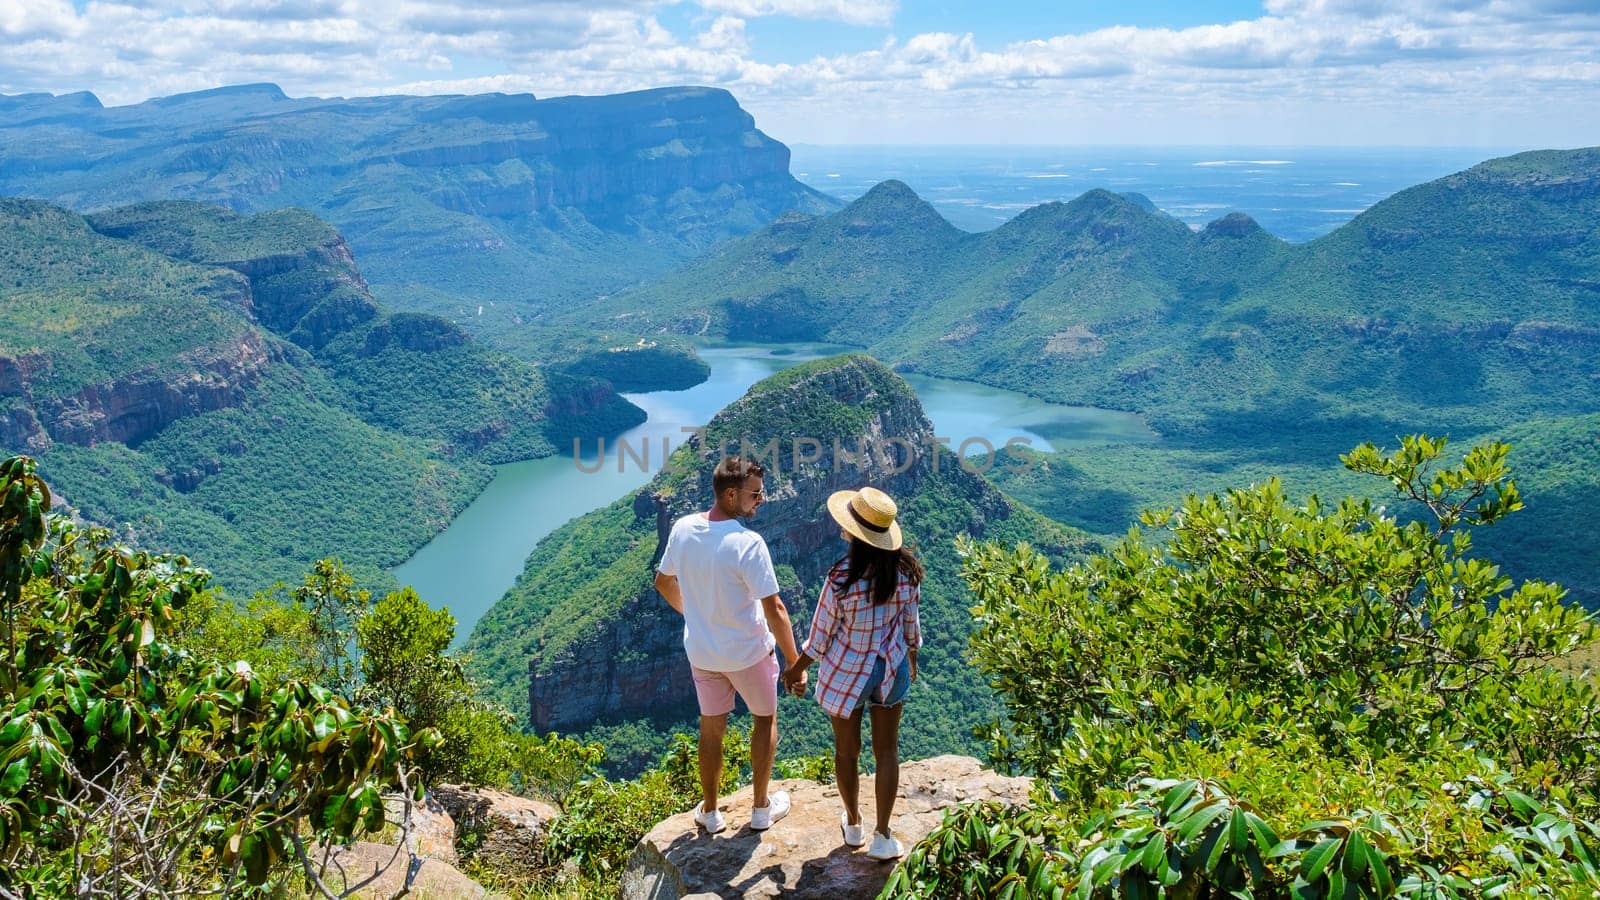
[657,512,781,672]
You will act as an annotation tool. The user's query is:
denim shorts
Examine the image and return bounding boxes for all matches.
[854,653,911,712]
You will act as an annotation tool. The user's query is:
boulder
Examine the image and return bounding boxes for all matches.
[383,792,460,866]
[432,784,562,879]
[312,841,486,899]
[620,755,1032,900]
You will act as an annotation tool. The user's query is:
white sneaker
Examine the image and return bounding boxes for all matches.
[866,829,904,861]
[840,812,866,848]
[693,805,726,835]
[749,791,790,831]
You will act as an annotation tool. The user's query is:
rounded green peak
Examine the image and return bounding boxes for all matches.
[738,352,910,402]
[1201,211,1265,238]
[1070,188,1136,210]
[846,180,932,213]
[700,353,919,443]
[838,181,960,237]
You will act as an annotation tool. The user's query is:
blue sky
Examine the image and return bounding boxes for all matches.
[3,1,1598,147]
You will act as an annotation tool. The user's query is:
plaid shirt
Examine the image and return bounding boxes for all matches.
[801,561,923,719]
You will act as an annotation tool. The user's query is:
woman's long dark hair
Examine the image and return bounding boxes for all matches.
[834,538,924,605]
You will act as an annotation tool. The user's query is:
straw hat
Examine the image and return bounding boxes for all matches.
[827,486,903,551]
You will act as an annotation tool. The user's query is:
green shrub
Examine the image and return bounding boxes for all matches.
[887,435,1600,897]
[0,456,422,895]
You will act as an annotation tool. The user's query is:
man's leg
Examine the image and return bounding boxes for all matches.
[699,713,728,813]
[750,712,776,810]
[728,653,782,811]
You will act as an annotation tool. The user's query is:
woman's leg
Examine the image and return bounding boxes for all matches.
[829,711,865,825]
[868,702,903,837]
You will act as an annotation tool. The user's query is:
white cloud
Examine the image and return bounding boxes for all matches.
[697,16,750,55]
[0,0,1595,145]
[695,0,895,28]
[0,0,83,40]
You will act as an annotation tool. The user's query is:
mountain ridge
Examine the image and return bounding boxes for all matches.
[0,83,841,334]
[577,147,1600,445]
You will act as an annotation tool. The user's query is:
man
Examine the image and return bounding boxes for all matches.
[654,455,804,834]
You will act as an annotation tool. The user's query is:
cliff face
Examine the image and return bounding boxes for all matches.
[517,356,1059,732]
[32,332,273,448]
[86,204,381,351]
[0,85,841,322]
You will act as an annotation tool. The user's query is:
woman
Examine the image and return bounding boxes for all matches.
[781,486,924,861]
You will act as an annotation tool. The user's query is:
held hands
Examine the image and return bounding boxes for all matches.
[780,664,809,698]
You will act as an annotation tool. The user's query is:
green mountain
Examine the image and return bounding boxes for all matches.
[0,84,839,339]
[464,354,1094,766]
[565,148,1600,609]
[990,411,1600,611]
[0,198,641,593]
[576,149,1600,446]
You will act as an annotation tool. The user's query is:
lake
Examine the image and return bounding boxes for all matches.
[392,343,1153,645]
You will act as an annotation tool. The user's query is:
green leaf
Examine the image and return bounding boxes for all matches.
[0,718,25,747]
[1162,780,1200,819]
[1229,808,1250,852]
[1247,815,1280,854]
[0,758,28,796]
[83,699,105,737]
[1177,802,1230,842]
[242,833,269,886]
[1140,833,1168,872]
[1342,830,1369,880]
[1300,838,1343,883]
[1504,791,1543,820]
[312,710,337,742]
[1369,847,1395,896]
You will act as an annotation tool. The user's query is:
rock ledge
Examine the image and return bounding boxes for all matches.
[621,755,1032,899]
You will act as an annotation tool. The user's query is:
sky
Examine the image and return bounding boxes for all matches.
[1,1,1597,147]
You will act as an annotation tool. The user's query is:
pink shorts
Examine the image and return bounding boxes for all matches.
[691,653,779,718]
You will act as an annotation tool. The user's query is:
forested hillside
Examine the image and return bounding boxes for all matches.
[0,199,641,594]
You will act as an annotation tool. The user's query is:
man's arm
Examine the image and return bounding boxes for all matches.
[760,593,801,670]
[655,572,684,615]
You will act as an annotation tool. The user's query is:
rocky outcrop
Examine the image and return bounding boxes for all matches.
[87,205,379,349]
[526,356,1029,731]
[0,403,51,454]
[1509,320,1600,350]
[30,332,272,448]
[620,755,1033,900]
[383,793,461,867]
[380,89,800,218]
[238,237,378,347]
[431,784,561,881]
[311,841,486,899]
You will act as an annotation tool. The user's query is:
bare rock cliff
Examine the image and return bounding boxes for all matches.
[17,331,274,448]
